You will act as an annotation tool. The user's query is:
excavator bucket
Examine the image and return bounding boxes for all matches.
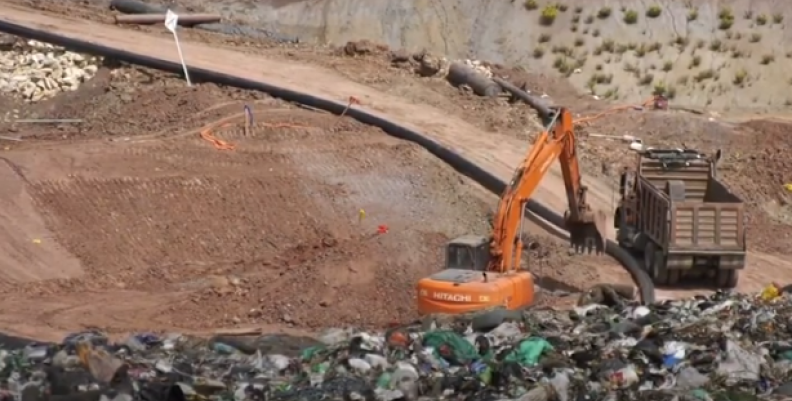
[566,210,608,254]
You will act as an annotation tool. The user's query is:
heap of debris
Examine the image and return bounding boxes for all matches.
[4,288,792,401]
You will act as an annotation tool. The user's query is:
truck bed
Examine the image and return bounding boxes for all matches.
[637,158,745,254]
[670,202,744,252]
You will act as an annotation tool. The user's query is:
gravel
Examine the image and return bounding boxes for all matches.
[0,39,102,102]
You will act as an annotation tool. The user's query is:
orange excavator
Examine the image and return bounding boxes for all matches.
[416,107,609,315]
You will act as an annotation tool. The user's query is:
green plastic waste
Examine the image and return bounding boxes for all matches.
[690,389,711,400]
[376,372,391,389]
[422,331,481,365]
[311,361,329,374]
[504,337,554,366]
[300,345,325,361]
[478,366,492,385]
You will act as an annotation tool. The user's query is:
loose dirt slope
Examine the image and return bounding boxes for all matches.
[0,160,83,284]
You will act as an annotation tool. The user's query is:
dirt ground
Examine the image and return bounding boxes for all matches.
[0,62,599,339]
[0,64,493,335]
[1,0,792,338]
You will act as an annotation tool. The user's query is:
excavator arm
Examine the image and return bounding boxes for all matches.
[490,107,608,273]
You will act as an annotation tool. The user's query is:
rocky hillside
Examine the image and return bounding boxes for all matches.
[200,0,792,111]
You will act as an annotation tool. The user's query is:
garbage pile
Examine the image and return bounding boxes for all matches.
[6,288,792,401]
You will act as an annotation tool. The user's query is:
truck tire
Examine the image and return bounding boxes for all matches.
[716,269,739,289]
[645,242,669,286]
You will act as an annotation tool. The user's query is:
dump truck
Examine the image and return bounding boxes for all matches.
[614,147,746,288]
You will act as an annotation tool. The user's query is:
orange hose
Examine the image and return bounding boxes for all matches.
[200,97,362,150]
[200,93,648,151]
[574,97,655,125]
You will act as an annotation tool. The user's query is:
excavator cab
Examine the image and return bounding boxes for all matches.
[445,235,490,271]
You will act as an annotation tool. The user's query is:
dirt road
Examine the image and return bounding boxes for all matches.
[0,3,788,311]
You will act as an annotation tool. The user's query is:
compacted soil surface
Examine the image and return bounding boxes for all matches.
[0,65,498,339]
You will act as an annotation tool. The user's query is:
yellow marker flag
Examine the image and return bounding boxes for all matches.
[358,209,366,223]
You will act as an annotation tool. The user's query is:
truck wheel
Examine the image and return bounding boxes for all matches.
[645,243,668,285]
[716,269,739,289]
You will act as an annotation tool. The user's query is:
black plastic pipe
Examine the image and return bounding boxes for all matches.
[109,0,299,44]
[0,18,655,304]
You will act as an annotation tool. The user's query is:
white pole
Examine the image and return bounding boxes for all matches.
[164,10,191,86]
[171,31,191,86]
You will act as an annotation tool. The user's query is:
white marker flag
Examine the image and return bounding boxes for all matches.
[164,9,192,86]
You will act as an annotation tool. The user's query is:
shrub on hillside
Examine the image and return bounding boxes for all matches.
[756,14,768,25]
[646,5,662,18]
[524,0,539,11]
[718,7,734,30]
[653,81,667,95]
[540,5,558,25]
[733,69,748,85]
[601,39,615,52]
[623,9,639,24]
[638,73,654,86]
[597,7,612,19]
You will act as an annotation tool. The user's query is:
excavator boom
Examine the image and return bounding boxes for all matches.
[491,108,607,273]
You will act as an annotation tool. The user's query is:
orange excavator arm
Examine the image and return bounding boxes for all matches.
[489,107,607,273]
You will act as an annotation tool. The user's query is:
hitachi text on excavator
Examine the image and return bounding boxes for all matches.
[416,107,609,315]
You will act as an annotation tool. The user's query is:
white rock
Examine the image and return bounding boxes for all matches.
[364,353,389,369]
[266,354,290,371]
[0,38,102,102]
[348,358,372,373]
